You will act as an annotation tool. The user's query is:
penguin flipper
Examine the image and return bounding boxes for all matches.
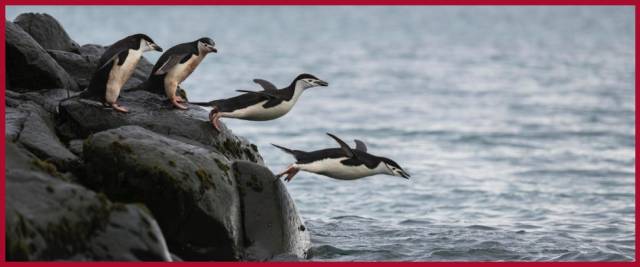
[354,139,368,152]
[116,50,129,66]
[253,79,278,91]
[189,101,215,106]
[95,50,129,72]
[326,133,356,158]
[154,53,192,75]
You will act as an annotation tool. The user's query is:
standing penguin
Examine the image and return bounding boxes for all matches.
[190,73,328,131]
[272,133,410,182]
[81,34,163,113]
[146,37,217,109]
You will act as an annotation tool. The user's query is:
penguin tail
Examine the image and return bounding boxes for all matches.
[58,91,84,103]
[271,144,305,160]
[56,90,85,114]
[189,101,214,106]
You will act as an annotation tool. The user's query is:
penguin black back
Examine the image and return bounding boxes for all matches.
[145,39,202,95]
[83,34,159,101]
[194,73,321,112]
[97,34,157,69]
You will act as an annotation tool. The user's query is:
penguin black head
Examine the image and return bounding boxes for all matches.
[196,37,217,53]
[130,33,163,52]
[292,73,329,89]
[380,157,410,179]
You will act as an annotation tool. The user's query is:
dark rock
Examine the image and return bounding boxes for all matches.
[5,100,79,171]
[48,49,97,89]
[233,161,311,260]
[58,90,261,163]
[82,126,243,260]
[78,44,106,56]
[14,13,80,52]
[270,253,305,261]
[7,88,75,114]
[6,106,28,141]
[48,47,153,90]
[170,253,184,261]
[6,21,78,92]
[5,141,172,261]
[68,139,84,156]
[127,56,154,90]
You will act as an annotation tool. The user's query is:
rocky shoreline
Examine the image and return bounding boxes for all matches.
[6,13,310,261]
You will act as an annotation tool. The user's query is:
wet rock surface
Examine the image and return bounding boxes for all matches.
[58,90,262,163]
[10,101,79,171]
[234,161,311,260]
[6,21,78,92]
[6,142,172,261]
[13,13,81,52]
[5,12,309,262]
[82,126,243,260]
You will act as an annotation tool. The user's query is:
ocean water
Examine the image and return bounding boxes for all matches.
[6,6,635,261]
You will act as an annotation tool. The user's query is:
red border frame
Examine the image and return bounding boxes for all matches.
[2,0,639,5]
[2,1,637,265]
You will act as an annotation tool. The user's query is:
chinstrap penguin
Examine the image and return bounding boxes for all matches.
[272,133,410,182]
[146,37,217,109]
[190,73,328,131]
[80,34,162,112]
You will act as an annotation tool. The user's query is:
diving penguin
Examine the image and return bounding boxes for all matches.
[81,33,163,112]
[190,73,328,131]
[272,133,410,182]
[146,37,217,109]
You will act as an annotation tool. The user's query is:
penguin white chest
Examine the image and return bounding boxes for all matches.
[166,54,204,84]
[296,158,381,180]
[222,88,303,121]
[106,49,143,103]
[225,99,296,120]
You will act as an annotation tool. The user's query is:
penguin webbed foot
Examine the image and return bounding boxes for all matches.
[111,103,129,113]
[274,166,299,183]
[209,108,222,132]
[175,95,186,103]
[171,97,189,110]
[273,173,284,182]
[284,168,300,182]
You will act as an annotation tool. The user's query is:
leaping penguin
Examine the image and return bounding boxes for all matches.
[190,73,328,131]
[272,133,410,182]
[80,34,162,112]
[146,37,217,109]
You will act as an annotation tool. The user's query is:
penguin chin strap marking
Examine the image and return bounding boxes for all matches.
[208,106,223,132]
[274,165,300,183]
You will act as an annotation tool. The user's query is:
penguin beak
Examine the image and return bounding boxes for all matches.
[315,80,329,86]
[399,170,410,179]
[210,46,218,53]
[153,44,163,52]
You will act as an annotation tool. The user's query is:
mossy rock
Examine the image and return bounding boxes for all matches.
[5,141,171,261]
[83,126,243,260]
